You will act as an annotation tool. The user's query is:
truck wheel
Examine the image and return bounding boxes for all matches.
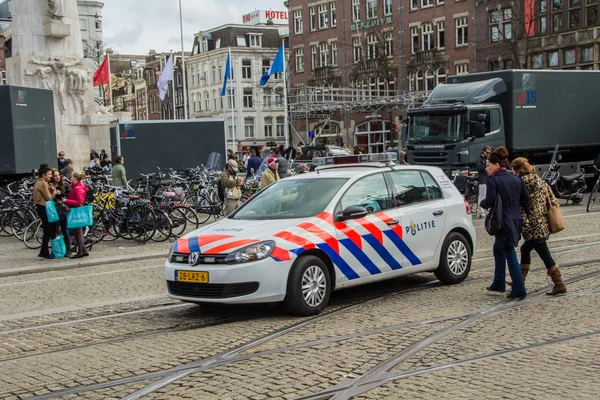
[435,232,471,284]
[285,256,331,316]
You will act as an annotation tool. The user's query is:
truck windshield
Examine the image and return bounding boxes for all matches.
[408,114,464,142]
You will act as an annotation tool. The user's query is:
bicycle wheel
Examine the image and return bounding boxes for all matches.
[11,209,36,241]
[184,194,212,225]
[126,205,157,244]
[173,204,199,229]
[587,180,599,212]
[151,210,172,242]
[84,221,106,249]
[169,207,188,238]
[0,210,13,237]
[23,219,43,249]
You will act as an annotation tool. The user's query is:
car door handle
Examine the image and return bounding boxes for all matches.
[387,220,400,226]
[433,210,444,216]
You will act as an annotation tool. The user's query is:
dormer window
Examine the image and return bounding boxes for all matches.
[236,36,247,46]
[200,37,208,53]
[249,34,262,47]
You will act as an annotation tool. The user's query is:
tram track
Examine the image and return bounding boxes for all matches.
[26,259,600,400]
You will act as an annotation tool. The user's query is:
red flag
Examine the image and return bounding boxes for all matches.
[93,57,110,87]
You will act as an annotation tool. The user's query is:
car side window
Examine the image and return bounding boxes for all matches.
[389,170,429,206]
[339,173,392,214]
[420,171,444,200]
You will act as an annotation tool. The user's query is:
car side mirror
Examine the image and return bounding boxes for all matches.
[337,206,368,221]
[470,121,486,138]
[476,113,487,122]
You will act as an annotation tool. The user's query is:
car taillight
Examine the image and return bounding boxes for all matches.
[464,199,471,215]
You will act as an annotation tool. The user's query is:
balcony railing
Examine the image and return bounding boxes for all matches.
[312,65,341,80]
[409,49,447,65]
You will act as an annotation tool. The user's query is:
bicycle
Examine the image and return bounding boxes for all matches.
[586,166,600,212]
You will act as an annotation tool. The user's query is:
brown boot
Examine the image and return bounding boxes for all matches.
[546,265,567,295]
[507,264,530,287]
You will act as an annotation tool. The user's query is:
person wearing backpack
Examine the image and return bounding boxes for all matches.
[221,159,242,216]
[480,147,530,300]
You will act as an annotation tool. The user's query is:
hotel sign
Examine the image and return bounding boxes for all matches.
[351,16,393,31]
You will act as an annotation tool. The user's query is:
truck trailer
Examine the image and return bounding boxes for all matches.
[404,70,600,176]
[0,85,56,181]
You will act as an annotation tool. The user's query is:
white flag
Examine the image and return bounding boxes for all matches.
[157,54,174,101]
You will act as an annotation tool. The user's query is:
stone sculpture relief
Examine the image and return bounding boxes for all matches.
[66,69,90,114]
[24,66,53,89]
[95,104,114,115]
[47,0,64,22]
[29,58,83,113]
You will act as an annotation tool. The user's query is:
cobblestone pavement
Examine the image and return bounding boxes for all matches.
[0,203,599,399]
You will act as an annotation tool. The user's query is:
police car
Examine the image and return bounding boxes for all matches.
[165,153,476,316]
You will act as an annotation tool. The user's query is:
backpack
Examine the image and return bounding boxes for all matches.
[484,177,503,236]
[217,179,225,202]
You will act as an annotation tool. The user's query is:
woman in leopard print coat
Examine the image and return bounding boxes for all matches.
[511,157,566,295]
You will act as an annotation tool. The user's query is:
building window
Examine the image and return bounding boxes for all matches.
[422,23,434,50]
[531,54,543,68]
[263,88,273,108]
[353,37,362,62]
[408,71,415,92]
[243,88,253,108]
[215,38,221,48]
[295,47,305,72]
[367,34,377,59]
[80,18,87,30]
[539,16,548,33]
[204,91,210,111]
[384,32,393,57]
[384,0,393,15]
[318,4,328,28]
[425,69,435,90]
[310,6,316,30]
[438,0,445,4]
[238,60,251,80]
[490,8,512,42]
[227,119,234,140]
[331,41,338,65]
[581,46,594,63]
[437,21,445,49]
[294,10,303,34]
[310,45,318,70]
[436,67,447,85]
[264,117,273,137]
[422,0,434,7]
[352,0,361,22]
[218,65,223,82]
[569,0,581,28]
[587,1,599,26]
[411,26,419,54]
[455,17,468,47]
[95,20,102,31]
[201,38,209,53]
[548,51,559,67]
[411,0,418,10]
[367,0,377,19]
[212,65,217,82]
[416,71,424,91]
[456,63,469,75]
[213,90,218,110]
[564,48,576,64]
[244,117,255,138]
[249,35,262,47]
[330,2,337,27]
[276,117,285,137]
[227,88,236,109]
[319,42,329,66]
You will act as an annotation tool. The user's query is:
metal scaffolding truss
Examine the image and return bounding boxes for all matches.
[287,87,431,115]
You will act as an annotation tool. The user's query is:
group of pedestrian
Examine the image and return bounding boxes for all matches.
[480,146,566,300]
[33,163,89,260]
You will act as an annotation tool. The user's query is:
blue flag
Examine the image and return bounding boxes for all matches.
[220,49,231,97]
[260,44,285,87]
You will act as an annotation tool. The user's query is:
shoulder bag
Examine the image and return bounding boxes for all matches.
[484,177,503,236]
[546,186,564,234]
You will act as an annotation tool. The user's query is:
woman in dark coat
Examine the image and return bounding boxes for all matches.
[480,148,530,299]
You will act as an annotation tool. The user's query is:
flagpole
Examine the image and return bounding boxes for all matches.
[178,0,188,119]
[281,39,289,149]
[228,48,236,149]
[107,52,113,107]
[171,51,176,120]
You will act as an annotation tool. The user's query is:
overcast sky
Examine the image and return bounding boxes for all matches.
[102,0,285,55]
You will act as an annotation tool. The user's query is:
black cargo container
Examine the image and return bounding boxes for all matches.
[111,119,227,179]
[0,85,57,175]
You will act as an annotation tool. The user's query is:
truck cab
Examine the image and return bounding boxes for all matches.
[405,78,507,174]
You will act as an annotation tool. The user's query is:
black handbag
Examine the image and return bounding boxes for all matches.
[484,177,503,236]
[55,199,71,219]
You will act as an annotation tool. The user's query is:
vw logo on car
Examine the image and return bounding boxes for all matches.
[188,252,200,266]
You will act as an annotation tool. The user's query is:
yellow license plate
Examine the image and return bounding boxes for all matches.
[176,270,209,283]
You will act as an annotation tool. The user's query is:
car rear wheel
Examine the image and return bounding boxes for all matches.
[285,255,331,316]
[435,232,471,284]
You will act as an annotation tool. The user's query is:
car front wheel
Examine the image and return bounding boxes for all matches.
[434,232,471,284]
[285,255,331,316]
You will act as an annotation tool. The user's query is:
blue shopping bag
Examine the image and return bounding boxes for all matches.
[51,235,66,258]
[46,200,59,223]
[67,205,93,229]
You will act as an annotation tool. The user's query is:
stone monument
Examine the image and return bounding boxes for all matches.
[6,0,127,170]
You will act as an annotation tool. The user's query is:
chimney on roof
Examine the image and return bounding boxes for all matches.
[149,49,156,56]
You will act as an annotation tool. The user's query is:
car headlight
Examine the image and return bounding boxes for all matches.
[167,244,175,261]
[225,240,275,264]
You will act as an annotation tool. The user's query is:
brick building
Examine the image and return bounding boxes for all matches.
[286,0,600,149]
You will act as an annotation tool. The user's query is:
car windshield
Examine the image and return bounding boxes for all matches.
[232,178,348,220]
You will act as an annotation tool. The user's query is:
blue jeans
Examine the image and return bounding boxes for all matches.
[489,240,527,298]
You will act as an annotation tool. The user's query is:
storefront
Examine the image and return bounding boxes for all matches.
[354,119,398,153]
[312,121,342,146]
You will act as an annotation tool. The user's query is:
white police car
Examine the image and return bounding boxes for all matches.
[165,153,476,316]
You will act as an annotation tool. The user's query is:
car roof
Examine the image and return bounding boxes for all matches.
[288,163,446,179]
